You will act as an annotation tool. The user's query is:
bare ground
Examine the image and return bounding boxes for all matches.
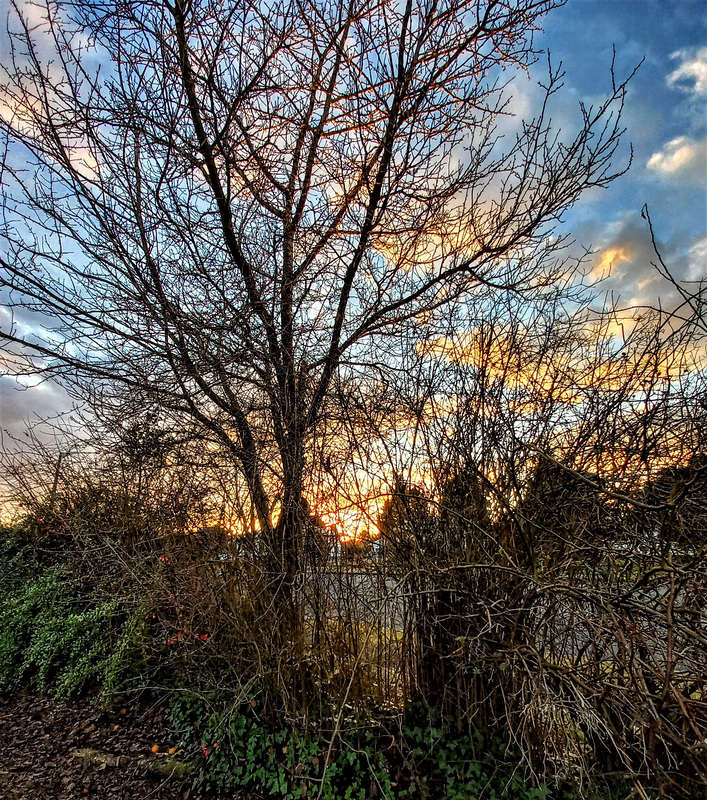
[0,691,237,800]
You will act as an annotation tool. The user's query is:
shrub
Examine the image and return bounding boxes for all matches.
[167,693,573,799]
[0,525,147,704]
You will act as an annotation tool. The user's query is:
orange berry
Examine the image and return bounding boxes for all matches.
[120,708,126,715]
[168,747,176,755]
[113,724,119,731]
[151,744,159,753]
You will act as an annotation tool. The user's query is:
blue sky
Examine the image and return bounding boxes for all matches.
[536,0,706,307]
[1,0,705,440]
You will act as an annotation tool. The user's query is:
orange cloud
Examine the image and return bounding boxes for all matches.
[588,246,633,281]
[418,320,702,412]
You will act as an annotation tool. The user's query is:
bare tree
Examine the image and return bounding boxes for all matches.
[1,0,634,629]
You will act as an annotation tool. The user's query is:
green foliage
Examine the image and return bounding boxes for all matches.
[167,694,574,800]
[0,522,41,592]
[168,692,395,799]
[399,703,550,800]
[0,526,147,703]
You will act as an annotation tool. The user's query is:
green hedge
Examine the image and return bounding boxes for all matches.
[0,526,146,705]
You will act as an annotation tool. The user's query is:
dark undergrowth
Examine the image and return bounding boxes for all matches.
[0,497,686,800]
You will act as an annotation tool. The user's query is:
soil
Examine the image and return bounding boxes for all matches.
[0,691,236,800]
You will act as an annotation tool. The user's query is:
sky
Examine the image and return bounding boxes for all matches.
[537,0,706,310]
[0,0,706,446]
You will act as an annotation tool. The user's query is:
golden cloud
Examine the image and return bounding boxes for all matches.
[588,246,633,281]
[418,321,703,411]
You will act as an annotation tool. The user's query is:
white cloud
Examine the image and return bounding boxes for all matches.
[686,235,707,281]
[646,136,707,178]
[668,46,707,96]
[0,375,72,435]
